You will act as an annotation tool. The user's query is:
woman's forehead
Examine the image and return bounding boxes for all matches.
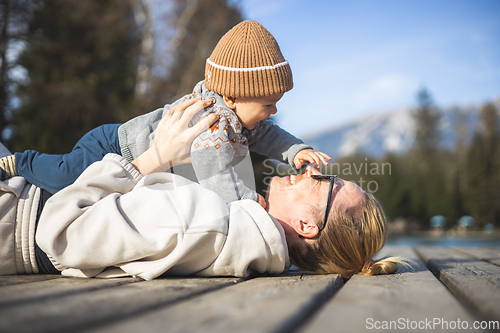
[334,180,365,209]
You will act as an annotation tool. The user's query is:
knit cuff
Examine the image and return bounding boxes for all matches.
[103,153,143,183]
[286,144,313,170]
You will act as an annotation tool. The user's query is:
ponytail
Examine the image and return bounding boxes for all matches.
[359,256,410,276]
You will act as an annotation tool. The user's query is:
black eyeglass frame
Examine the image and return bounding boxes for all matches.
[311,174,337,232]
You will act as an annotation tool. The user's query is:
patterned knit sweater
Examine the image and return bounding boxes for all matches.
[118,81,311,203]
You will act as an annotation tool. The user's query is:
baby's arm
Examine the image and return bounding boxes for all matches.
[248,120,330,170]
[248,120,309,167]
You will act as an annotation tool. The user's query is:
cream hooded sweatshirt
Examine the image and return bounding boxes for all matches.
[35,154,289,280]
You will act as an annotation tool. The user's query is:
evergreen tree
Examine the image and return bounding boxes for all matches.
[408,88,451,224]
[412,87,441,156]
[135,0,243,113]
[375,153,411,219]
[450,109,469,221]
[464,103,500,227]
[11,0,141,153]
[0,0,35,142]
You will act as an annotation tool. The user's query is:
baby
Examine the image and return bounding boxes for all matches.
[1,20,330,207]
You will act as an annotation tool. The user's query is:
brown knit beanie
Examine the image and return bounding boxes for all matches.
[205,20,293,98]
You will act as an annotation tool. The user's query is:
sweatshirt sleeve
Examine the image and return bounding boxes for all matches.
[35,154,145,271]
[247,120,312,169]
[36,153,234,280]
[190,116,257,204]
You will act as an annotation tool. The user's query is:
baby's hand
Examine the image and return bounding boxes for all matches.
[257,193,267,209]
[294,149,331,169]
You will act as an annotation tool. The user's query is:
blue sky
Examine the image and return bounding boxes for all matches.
[236,0,500,137]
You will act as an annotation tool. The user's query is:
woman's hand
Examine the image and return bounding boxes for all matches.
[131,98,219,175]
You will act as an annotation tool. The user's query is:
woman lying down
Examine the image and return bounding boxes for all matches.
[0,99,405,280]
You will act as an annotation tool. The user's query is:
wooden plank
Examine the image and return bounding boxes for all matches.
[0,274,64,287]
[302,246,482,333]
[0,277,241,333]
[416,246,500,322]
[0,276,140,308]
[450,247,500,267]
[89,273,343,333]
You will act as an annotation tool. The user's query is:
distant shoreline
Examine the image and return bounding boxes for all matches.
[387,231,500,247]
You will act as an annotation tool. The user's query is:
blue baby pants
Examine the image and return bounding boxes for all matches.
[15,124,121,194]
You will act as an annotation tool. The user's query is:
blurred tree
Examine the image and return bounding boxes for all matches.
[10,0,141,153]
[0,0,35,142]
[412,87,441,156]
[134,0,243,113]
[464,102,500,227]
[450,109,469,222]
[131,0,154,98]
[408,88,442,222]
[373,153,411,220]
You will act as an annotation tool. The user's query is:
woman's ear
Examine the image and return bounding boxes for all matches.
[223,96,237,110]
[290,218,319,238]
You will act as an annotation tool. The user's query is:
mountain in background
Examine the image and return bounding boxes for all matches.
[302,100,500,160]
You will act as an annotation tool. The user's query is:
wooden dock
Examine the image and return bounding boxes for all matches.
[0,246,499,333]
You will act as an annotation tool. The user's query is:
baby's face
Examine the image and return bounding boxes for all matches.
[227,93,284,130]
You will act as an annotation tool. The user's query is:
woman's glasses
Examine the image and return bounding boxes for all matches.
[310,174,337,232]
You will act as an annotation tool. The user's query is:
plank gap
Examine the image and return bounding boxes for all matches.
[0,277,142,309]
[450,247,500,268]
[69,277,245,333]
[274,274,344,333]
[415,246,500,322]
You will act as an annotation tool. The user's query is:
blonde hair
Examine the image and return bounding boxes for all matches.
[290,192,406,279]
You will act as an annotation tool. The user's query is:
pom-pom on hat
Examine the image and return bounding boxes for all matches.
[205,20,293,98]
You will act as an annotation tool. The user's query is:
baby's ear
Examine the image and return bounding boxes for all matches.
[223,96,237,109]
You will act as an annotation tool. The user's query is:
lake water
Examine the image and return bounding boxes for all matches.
[387,235,500,247]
